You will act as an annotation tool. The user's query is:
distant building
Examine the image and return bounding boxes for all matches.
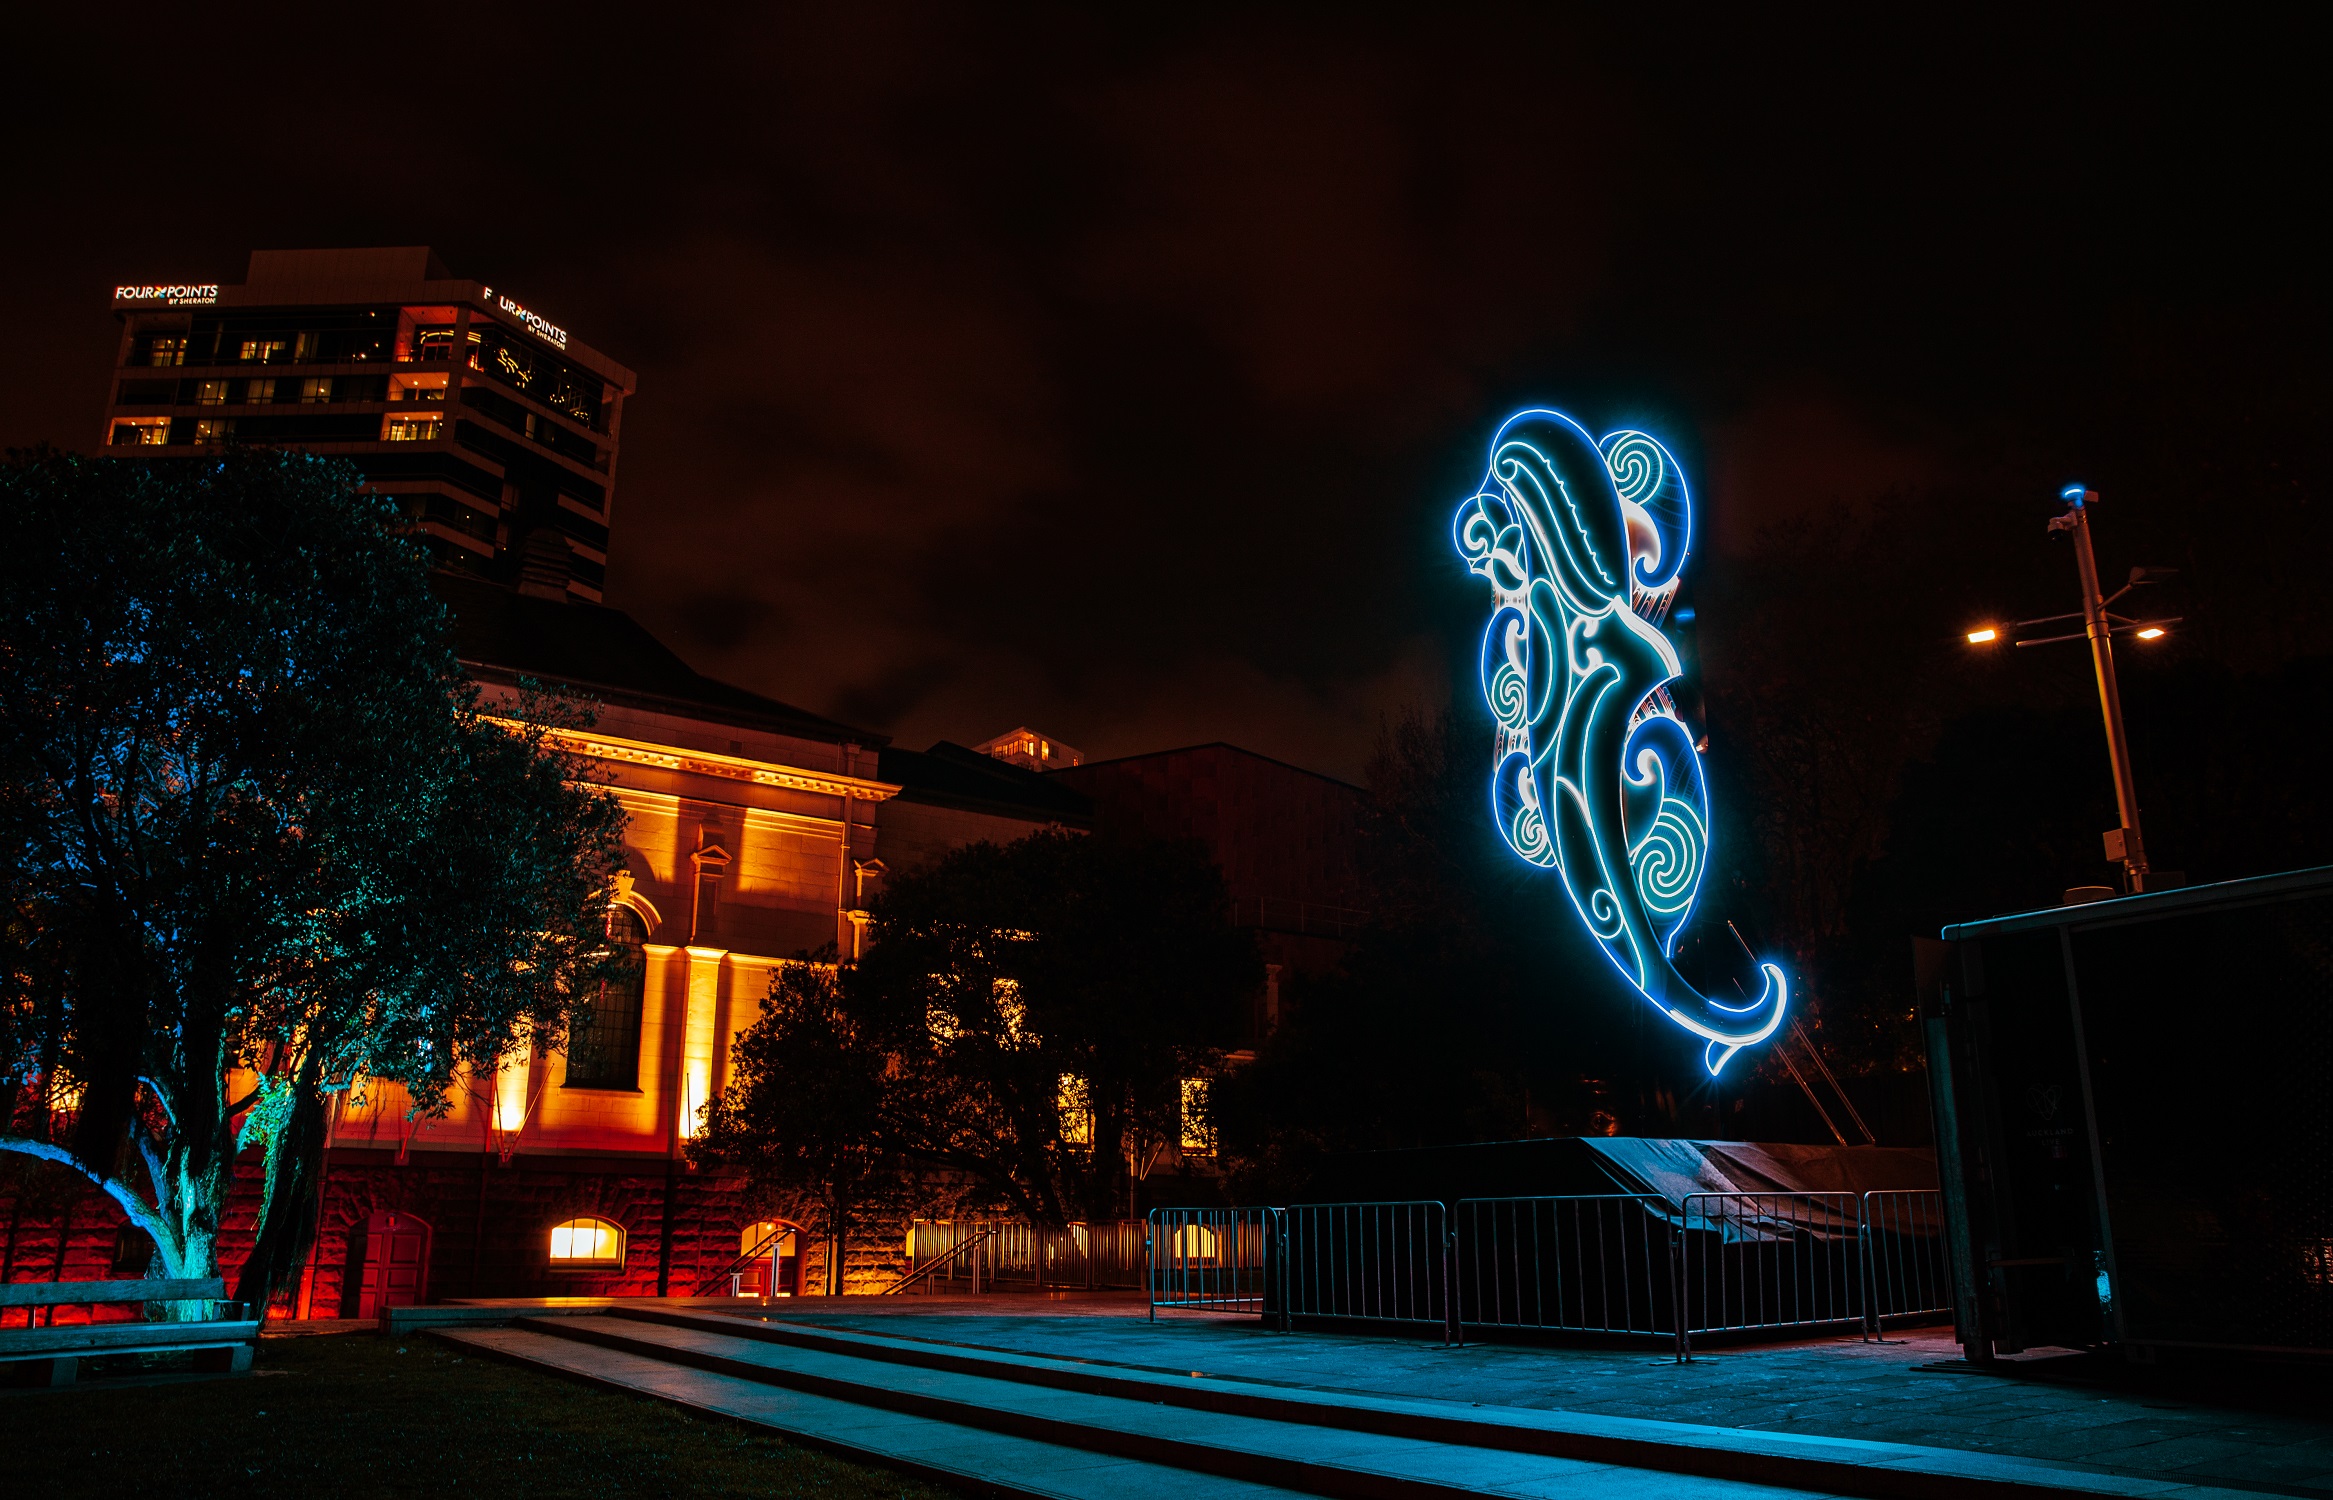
[104,247,633,602]
[975,725,1083,770]
[1050,743,1369,1041]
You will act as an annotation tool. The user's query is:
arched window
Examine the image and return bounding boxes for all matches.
[565,905,646,1090]
[548,1216,625,1269]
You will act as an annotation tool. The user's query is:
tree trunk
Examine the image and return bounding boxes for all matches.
[235,1084,329,1317]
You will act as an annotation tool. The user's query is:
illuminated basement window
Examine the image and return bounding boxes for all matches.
[383,416,441,443]
[548,1216,625,1269]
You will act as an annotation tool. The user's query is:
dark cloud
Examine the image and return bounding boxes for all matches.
[2,7,2322,777]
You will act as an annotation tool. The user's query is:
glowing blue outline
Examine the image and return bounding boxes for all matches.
[1453,408,1788,1075]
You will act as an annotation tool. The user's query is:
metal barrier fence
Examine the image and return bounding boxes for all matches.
[1146,1190,1951,1358]
[1859,1189,1952,1328]
[1147,1207,1276,1315]
[1675,1192,1863,1359]
[1454,1195,1671,1337]
[1279,1201,1449,1335]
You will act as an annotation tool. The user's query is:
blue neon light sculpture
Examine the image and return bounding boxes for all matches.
[1452,409,1787,1075]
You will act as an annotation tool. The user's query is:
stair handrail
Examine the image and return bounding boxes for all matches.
[694,1224,793,1297]
[879,1223,1001,1295]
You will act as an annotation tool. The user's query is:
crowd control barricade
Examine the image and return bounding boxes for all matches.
[1674,1191,1863,1360]
[1858,1189,1951,1334]
[1147,1207,1277,1317]
[1453,1195,1674,1338]
[1277,1201,1452,1340]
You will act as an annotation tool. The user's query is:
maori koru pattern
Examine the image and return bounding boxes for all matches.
[1452,409,1786,1075]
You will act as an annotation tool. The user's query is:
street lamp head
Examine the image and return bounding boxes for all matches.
[2136,627,2166,640]
[1965,627,1999,645]
[2059,485,2098,506]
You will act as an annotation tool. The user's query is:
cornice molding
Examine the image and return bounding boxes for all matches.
[492,720,904,802]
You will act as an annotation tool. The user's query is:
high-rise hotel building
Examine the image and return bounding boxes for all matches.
[104,246,632,602]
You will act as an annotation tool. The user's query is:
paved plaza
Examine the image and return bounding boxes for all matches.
[766,1293,2333,1497]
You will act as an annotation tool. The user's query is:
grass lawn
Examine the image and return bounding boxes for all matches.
[1,1331,960,1499]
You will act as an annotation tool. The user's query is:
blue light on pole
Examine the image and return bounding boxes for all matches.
[1451,408,1787,1075]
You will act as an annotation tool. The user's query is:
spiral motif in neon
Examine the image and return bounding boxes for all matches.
[1451,409,1787,1075]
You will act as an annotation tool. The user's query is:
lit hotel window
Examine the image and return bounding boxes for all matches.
[109,420,169,447]
[146,336,185,367]
[193,419,233,444]
[300,377,333,404]
[383,416,441,443]
[244,378,276,405]
[239,338,288,364]
[548,1216,625,1269]
[196,380,228,406]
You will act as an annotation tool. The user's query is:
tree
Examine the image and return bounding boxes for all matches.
[699,832,1258,1234]
[0,449,626,1311]
[854,832,1258,1224]
[689,956,908,1293]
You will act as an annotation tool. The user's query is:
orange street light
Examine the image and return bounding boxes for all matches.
[1959,488,2187,894]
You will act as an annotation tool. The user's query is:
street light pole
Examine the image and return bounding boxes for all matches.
[2048,487,2151,892]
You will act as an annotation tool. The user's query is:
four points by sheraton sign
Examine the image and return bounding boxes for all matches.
[482,287,569,349]
[112,278,572,353]
[114,284,220,306]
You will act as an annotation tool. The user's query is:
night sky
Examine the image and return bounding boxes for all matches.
[5,10,2321,778]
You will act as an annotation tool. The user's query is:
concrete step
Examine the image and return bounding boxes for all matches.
[509,1312,1836,1500]
[437,1323,1313,1500]
[587,1308,2271,1500]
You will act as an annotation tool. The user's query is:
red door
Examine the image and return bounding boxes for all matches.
[353,1211,431,1318]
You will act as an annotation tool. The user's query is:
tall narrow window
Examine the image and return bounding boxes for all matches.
[1180,1077,1215,1155]
[564,906,645,1090]
[1058,1074,1092,1148]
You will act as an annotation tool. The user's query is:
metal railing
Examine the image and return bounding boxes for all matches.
[902,1219,1149,1294]
[1859,1189,1952,1330]
[885,1224,1001,1294]
[1454,1195,1672,1337]
[1143,1190,1951,1358]
[1280,1201,1450,1335]
[1147,1207,1277,1315]
[1673,1192,1865,1358]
